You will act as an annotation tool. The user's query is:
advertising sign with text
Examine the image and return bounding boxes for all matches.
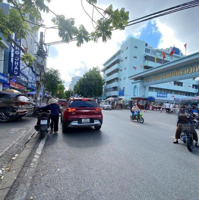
[12,34,21,76]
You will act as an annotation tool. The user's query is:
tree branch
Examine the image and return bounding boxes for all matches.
[81,0,97,27]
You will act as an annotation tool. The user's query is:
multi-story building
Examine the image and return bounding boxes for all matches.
[0,2,38,92]
[69,76,81,91]
[102,36,198,102]
[0,3,10,91]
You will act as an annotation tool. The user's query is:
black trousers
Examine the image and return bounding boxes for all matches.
[50,115,59,132]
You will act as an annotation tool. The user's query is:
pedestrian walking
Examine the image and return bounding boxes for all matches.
[165,102,170,113]
[40,97,60,134]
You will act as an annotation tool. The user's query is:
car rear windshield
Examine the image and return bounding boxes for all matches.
[69,100,99,108]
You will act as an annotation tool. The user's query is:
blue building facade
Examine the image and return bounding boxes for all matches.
[102,36,198,102]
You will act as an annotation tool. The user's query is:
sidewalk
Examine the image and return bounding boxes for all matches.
[0,117,37,169]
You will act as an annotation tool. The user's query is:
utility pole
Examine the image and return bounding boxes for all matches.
[34,32,47,106]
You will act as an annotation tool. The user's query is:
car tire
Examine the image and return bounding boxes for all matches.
[95,125,101,130]
[62,122,68,133]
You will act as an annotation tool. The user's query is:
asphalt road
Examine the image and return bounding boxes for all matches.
[13,110,199,199]
[0,116,37,154]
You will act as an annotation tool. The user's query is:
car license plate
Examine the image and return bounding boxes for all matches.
[40,120,48,125]
[82,119,90,123]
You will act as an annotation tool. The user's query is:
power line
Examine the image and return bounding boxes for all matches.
[45,0,199,46]
[127,0,199,27]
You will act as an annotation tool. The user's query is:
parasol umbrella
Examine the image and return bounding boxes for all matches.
[106,97,115,101]
[192,96,199,101]
[147,96,155,101]
[4,89,21,94]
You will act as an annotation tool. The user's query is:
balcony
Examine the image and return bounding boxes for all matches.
[105,91,118,97]
[143,60,159,69]
[105,82,119,89]
[106,73,119,82]
[104,64,120,75]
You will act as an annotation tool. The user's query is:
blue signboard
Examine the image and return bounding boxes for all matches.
[118,89,125,96]
[12,33,21,76]
[0,72,8,83]
[3,82,10,89]
[157,92,167,98]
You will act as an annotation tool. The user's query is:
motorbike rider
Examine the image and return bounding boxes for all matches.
[173,107,199,147]
[131,103,140,116]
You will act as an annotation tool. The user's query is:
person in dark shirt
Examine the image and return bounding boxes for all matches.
[41,98,60,134]
[173,108,199,147]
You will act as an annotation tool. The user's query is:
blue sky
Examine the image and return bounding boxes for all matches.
[139,21,161,49]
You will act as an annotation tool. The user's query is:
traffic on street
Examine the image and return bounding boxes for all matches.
[1,109,199,200]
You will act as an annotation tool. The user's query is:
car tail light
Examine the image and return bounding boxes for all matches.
[95,108,101,112]
[67,108,76,112]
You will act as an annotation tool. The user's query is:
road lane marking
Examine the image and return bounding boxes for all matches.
[13,136,47,200]
[129,122,139,127]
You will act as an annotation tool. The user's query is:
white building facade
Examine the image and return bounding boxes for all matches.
[102,37,198,102]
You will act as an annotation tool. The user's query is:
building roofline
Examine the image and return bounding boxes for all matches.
[129,51,199,80]
[103,50,120,66]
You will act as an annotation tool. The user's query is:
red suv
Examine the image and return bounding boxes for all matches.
[61,98,103,132]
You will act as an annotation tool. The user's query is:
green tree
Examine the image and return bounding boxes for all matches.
[43,68,62,96]
[74,67,103,97]
[65,89,74,100]
[57,83,66,99]
[0,0,129,46]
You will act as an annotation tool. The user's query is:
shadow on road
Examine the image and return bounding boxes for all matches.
[61,127,110,148]
[46,133,58,146]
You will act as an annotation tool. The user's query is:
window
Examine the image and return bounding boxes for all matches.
[70,100,99,108]
[192,84,198,89]
[134,46,138,48]
[145,48,150,53]
[126,47,128,50]
[174,81,183,86]
[133,86,137,96]
[133,56,137,59]
[151,50,157,56]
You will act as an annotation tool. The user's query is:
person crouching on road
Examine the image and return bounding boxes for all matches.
[40,98,60,134]
[173,108,199,147]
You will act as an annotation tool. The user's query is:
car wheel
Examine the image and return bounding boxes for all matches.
[62,122,68,133]
[95,125,101,130]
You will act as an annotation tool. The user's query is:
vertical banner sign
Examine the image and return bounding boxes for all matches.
[13,33,21,76]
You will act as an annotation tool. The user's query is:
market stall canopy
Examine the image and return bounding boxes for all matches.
[192,96,199,101]
[106,97,116,101]
[147,96,155,101]
[4,89,21,94]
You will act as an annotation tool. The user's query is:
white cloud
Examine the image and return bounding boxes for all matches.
[40,0,199,89]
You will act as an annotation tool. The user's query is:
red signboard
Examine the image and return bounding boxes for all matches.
[10,81,25,90]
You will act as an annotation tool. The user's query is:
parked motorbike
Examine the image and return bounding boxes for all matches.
[130,110,144,123]
[180,123,195,152]
[34,109,51,139]
[190,113,199,129]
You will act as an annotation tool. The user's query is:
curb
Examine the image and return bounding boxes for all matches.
[0,127,36,170]
[0,131,39,200]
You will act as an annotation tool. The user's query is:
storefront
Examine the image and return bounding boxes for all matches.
[0,72,9,91]
[10,80,25,92]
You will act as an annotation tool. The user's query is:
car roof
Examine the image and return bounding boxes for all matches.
[69,97,95,101]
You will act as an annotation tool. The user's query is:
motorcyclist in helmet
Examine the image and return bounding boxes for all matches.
[173,107,199,147]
